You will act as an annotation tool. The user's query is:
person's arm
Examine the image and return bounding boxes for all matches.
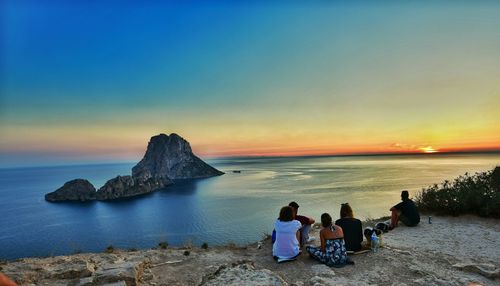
[320,229,326,252]
[357,220,364,244]
[308,217,315,225]
[391,202,403,211]
[0,273,17,286]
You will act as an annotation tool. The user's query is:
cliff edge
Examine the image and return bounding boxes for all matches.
[2,215,498,285]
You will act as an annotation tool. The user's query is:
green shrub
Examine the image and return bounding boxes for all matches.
[415,166,500,217]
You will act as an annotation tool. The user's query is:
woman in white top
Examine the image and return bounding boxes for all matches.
[272,206,302,260]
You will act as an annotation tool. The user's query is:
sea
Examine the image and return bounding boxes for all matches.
[1,153,499,260]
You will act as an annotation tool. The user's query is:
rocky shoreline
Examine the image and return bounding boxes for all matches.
[2,215,498,286]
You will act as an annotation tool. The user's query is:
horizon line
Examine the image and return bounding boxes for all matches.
[2,149,499,170]
[205,149,500,160]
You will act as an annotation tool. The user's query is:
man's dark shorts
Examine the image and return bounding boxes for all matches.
[400,214,418,227]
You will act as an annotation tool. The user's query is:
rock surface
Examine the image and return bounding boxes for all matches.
[45,179,97,202]
[93,259,148,285]
[202,262,287,286]
[96,176,172,201]
[1,215,498,286]
[132,133,224,180]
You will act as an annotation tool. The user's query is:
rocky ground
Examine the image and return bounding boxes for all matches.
[2,215,499,286]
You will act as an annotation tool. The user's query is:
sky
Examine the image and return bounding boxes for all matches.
[1,1,500,167]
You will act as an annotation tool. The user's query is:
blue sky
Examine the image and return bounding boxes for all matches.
[1,1,499,167]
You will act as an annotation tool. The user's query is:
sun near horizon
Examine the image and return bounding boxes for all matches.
[418,146,439,154]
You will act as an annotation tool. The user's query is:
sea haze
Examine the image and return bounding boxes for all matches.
[0,153,499,260]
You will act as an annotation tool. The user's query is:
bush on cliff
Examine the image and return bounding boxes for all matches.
[415,166,500,217]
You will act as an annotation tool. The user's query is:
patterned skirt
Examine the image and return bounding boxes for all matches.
[306,238,347,267]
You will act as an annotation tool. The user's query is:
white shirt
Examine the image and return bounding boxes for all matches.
[272,219,302,259]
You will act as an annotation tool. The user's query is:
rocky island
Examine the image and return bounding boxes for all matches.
[44,133,224,202]
[44,179,97,202]
[132,133,224,180]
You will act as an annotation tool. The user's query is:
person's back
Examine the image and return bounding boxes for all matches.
[395,199,420,226]
[273,219,301,258]
[306,213,347,267]
[390,190,420,228]
[335,203,363,251]
[335,217,363,251]
[272,206,302,259]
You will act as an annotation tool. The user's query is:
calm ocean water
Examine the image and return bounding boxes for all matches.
[1,154,499,260]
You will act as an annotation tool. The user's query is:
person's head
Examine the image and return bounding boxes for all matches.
[401,190,409,201]
[340,203,354,218]
[321,213,332,227]
[288,201,299,215]
[279,206,295,222]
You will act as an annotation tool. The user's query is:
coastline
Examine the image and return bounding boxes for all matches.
[2,215,498,286]
[2,155,498,261]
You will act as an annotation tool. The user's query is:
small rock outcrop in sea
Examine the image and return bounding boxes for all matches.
[45,179,96,202]
[45,133,223,202]
[132,133,224,179]
[96,175,172,200]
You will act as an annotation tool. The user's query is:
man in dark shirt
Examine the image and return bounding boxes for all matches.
[390,190,420,229]
[289,201,315,246]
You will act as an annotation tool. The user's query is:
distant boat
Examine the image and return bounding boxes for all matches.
[232,170,242,173]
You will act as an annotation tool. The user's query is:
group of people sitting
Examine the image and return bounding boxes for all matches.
[272,190,420,267]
